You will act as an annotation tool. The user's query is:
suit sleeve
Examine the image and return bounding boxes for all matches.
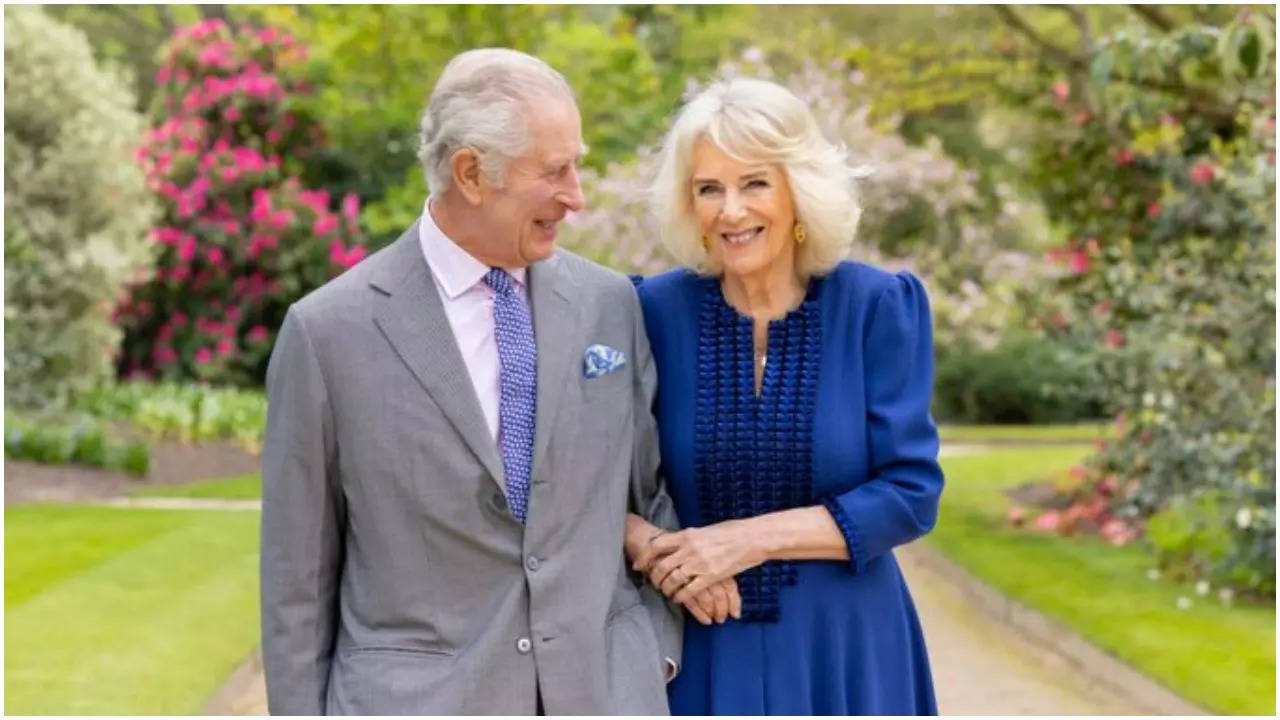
[260,306,346,714]
[819,271,944,573]
[625,284,685,676]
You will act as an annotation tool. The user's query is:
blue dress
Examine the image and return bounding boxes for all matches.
[634,261,943,715]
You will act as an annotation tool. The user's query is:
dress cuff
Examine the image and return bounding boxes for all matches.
[820,494,863,574]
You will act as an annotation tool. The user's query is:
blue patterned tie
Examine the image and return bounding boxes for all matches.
[484,268,536,524]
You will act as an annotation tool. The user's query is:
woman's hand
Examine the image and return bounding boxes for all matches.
[633,520,767,606]
[682,577,742,625]
[624,514,742,624]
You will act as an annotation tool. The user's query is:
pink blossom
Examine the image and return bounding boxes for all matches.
[1051,82,1070,102]
[330,240,347,266]
[156,66,171,84]
[1100,519,1136,546]
[1071,110,1091,125]
[213,137,231,153]
[342,193,360,223]
[1100,195,1114,209]
[177,236,197,262]
[206,246,226,266]
[223,105,241,123]
[1093,300,1112,317]
[257,27,279,45]
[1112,148,1134,166]
[222,220,241,235]
[221,166,239,183]
[314,214,339,236]
[216,339,234,356]
[1068,465,1087,480]
[172,311,188,327]
[248,325,271,343]
[1146,201,1163,218]
[1034,511,1062,532]
[1068,251,1090,274]
[299,189,330,213]
[221,323,237,339]
[195,347,213,364]
[226,306,241,323]
[1006,506,1027,527]
[171,266,191,282]
[1188,162,1216,185]
[270,209,295,229]
[266,128,282,144]
[282,114,297,129]
[153,344,178,366]
[1104,329,1126,349]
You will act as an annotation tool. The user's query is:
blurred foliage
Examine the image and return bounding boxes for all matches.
[78,380,267,452]
[3,6,159,411]
[117,18,367,386]
[5,411,150,477]
[934,332,1106,425]
[237,4,747,246]
[998,5,1276,596]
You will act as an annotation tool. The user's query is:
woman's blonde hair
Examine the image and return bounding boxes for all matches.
[649,77,862,277]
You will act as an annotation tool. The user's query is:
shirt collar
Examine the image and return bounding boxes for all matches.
[419,198,527,300]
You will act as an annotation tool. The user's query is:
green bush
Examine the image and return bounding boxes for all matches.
[3,6,158,410]
[78,381,266,451]
[4,414,151,478]
[933,332,1106,424]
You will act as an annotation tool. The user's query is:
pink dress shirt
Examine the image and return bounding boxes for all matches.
[418,200,528,442]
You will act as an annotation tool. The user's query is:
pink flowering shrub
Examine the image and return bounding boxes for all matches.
[118,19,367,385]
[1012,14,1275,596]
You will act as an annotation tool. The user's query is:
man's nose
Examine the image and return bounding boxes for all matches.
[558,167,586,212]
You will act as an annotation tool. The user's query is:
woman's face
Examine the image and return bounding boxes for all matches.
[689,138,797,281]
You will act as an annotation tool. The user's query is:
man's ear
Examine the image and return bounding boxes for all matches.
[449,148,484,205]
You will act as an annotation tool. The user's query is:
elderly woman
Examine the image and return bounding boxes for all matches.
[624,77,943,715]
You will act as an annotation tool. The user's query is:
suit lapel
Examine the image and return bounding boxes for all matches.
[529,253,579,483]
[370,224,505,487]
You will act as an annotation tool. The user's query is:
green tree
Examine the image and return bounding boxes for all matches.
[3,6,159,410]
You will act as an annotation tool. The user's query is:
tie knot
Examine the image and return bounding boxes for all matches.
[484,267,514,297]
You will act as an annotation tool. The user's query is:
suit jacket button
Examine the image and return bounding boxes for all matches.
[516,637,532,654]
[492,492,507,511]
[525,556,540,572]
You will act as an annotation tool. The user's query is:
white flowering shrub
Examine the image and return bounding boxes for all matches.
[4,6,158,409]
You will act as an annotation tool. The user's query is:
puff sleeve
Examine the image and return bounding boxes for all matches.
[819,271,944,573]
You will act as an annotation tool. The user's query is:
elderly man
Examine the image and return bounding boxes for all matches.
[260,48,682,714]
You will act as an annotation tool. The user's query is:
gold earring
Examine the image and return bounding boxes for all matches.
[794,223,807,245]
[700,235,710,252]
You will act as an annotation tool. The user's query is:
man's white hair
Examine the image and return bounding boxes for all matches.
[649,77,862,278]
[418,48,575,196]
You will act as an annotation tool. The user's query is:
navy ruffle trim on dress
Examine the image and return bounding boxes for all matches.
[694,276,822,622]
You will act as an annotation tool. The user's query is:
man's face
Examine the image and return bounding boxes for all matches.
[477,97,586,268]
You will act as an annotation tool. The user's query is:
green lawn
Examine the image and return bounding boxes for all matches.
[4,503,261,714]
[131,473,262,500]
[930,447,1276,715]
[938,422,1109,444]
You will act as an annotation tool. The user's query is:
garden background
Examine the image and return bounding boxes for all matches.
[3,4,1274,715]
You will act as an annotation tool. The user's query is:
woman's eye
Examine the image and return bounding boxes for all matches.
[746,179,769,189]
[696,185,722,196]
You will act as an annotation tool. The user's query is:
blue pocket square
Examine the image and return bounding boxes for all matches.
[584,344,627,378]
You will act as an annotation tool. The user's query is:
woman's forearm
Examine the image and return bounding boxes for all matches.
[737,505,849,562]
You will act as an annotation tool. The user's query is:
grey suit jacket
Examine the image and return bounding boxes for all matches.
[260,222,682,715]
